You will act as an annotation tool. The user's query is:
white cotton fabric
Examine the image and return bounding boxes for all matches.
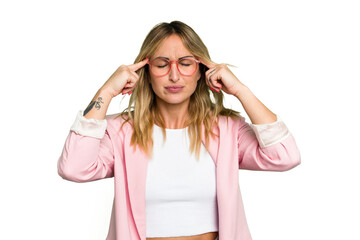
[145,124,218,237]
[249,114,290,148]
[70,110,107,139]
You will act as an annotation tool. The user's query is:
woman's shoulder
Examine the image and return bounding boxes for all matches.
[217,113,246,127]
[105,112,134,133]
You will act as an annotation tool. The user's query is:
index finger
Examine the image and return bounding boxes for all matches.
[128,57,149,72]
[199,58,217,69]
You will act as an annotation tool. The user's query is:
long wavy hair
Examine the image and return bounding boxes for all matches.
[115,20,240,159]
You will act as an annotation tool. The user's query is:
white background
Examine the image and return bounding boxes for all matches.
[1,0,359,239]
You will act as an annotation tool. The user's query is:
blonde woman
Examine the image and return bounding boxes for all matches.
[58,21,301,240]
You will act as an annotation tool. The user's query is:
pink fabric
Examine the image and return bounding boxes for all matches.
[58,113,301,240]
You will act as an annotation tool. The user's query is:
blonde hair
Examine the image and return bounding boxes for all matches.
[115,20,240,159]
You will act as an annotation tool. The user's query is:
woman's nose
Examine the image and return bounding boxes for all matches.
[169,62,180,82]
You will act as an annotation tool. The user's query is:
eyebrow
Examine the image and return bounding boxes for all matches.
[154,55,194,60]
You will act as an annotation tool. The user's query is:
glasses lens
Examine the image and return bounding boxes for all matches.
[151,58,169,76]
[178,58,197,75]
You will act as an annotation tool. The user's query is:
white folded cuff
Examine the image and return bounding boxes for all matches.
[70,110,108,139]
[249,114,290,148]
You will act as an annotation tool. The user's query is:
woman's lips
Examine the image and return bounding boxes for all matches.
[165,86,184,93]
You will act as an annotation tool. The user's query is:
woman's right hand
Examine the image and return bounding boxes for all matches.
[101,57,149,98]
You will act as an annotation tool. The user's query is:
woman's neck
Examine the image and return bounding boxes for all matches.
[154,99,190,129]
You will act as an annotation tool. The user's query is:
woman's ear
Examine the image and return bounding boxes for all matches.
[196,68,202,82]
[147,72,152,84]
[197,64,206,82]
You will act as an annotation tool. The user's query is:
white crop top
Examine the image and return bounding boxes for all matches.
[145,124,218,238]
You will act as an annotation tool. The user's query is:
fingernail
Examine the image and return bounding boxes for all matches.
[210,87,214,92]
[215,89,220,93]
[128,91,132,95]
[122,92,126,95]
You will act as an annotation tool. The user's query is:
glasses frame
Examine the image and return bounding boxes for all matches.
[147,57,201,77]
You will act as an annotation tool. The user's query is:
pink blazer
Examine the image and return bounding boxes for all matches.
[58,110,301,240]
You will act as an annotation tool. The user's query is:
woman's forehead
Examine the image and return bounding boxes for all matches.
[152,35,193,59]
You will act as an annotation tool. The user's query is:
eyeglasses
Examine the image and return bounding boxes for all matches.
[147,57,200,77]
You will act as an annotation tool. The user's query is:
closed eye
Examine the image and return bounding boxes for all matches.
[156,64,169,68]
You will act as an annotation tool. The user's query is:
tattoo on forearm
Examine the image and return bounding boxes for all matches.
[83,97,104,116]
[94,97,104,110]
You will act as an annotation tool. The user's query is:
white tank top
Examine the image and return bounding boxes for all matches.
[145,124,219,238]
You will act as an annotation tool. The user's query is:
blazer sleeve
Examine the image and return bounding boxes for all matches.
[57,110,115,183]
[237,114,301,171]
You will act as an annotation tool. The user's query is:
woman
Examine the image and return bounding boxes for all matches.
[58,21,301,240]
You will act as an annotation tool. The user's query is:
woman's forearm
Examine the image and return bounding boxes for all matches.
[83,87,113,120]
[234,85,277,125]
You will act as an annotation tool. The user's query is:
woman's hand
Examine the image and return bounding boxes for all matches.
[101,58,149,98]
[200,59,246,97]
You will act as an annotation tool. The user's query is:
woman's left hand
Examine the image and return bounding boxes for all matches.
[200,59,245,96]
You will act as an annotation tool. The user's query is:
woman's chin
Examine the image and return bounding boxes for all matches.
[157,96,191,107]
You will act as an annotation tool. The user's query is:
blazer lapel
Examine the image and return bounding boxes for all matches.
[124,135,149,240]
[201,121,220,165]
